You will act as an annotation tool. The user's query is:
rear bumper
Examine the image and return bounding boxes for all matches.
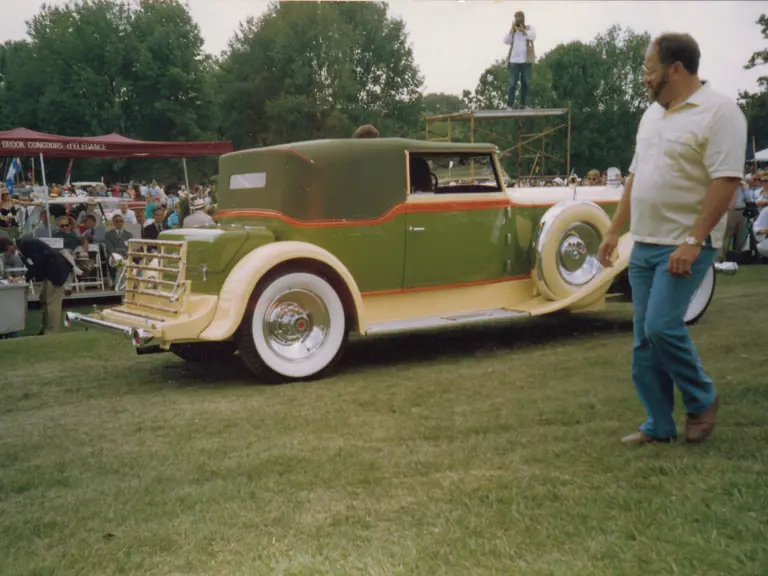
[64,312,157,348]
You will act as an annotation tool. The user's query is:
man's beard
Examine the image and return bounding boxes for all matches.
[649,73,670,108]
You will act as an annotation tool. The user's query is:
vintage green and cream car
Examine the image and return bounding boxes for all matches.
[65,138,724,382]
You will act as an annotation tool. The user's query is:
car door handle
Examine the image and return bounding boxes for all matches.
[409,226,425,232]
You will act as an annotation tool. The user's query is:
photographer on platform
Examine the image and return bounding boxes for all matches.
[503,11,536,109]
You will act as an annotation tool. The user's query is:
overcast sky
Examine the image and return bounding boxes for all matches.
[0,0,764,102]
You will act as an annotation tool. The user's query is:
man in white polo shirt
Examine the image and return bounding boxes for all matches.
[597,33,747,445]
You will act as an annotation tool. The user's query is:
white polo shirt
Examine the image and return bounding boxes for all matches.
[628,81,747,249]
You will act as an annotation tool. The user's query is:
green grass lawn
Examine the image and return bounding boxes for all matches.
[1,267,767,575]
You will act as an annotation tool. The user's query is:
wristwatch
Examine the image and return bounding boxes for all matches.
[684,236,702,246]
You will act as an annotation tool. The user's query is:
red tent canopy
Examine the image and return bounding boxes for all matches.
[0,127,232,158]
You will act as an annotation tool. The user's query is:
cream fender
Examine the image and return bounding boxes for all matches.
[198,241,366,341]
[514,231,634,316]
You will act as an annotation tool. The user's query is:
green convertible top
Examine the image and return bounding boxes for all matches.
[217,137,499,221]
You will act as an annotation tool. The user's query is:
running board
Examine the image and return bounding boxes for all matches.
[365,308,530,336]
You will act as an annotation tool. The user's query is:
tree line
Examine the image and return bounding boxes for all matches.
[0,0,765,184]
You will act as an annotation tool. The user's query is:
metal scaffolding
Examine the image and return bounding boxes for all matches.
[425,106,572,183]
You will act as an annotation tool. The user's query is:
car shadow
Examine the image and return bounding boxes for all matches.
[337,312,634,375]
[156,355,257,388]
[156,312,634,387]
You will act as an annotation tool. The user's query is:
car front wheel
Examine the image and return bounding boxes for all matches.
[236,271,349,383]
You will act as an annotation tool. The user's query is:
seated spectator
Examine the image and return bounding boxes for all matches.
[116,201,138,225]
[585,169,600,186]
[80,214,107,243]
[54,215,88,252]
[1,234,24,272]
[166,206,180,229]
[142,206,167,240]
[754,205,768,237]
[756,172,768,209]
[105,214,132,257]
[183,198,214,228]
[145,197,158,221]
[0,188,19,229]
[105,213,132,281]
[77,200,102,226]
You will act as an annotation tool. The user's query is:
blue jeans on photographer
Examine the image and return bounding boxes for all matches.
[508,62,532,108]
[628,241,718,439]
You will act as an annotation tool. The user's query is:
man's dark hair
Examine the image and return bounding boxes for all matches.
[0,237,12,252]
[352,124,380,139]
[653,33,700,75]
[84,214,96,223]
[153,206,164,215]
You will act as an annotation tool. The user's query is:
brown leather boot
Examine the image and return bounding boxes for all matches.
[685,395,720,443]
[620,431,676,445]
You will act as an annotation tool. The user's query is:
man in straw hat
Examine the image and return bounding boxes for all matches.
[183,197,214,228]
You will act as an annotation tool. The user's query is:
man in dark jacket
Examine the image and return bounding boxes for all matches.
[1,236,73,334]
[142,206,166,241]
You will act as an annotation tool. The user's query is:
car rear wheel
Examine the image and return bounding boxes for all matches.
[170,341,237,362]
[683,265,716,325]
[235,271,349,383]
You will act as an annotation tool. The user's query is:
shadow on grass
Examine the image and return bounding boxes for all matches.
[159,312,634,387]
[338,312,634,374]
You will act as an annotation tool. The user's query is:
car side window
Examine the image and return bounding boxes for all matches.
[408,152,502,195]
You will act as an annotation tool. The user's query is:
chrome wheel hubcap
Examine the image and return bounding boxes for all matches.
[557,222,602,286]
[263,289,329,362]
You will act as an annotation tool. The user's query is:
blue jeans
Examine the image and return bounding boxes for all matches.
[508,62,531,107]
[628,242,718,439]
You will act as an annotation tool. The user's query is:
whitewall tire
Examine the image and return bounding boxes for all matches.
[533,200,613,300]
[236,271,349,383]
[684,265,716,326]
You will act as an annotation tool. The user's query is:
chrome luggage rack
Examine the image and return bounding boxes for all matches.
[111,239,188,323]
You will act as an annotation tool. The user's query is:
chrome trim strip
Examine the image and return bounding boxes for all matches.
[365,308,530,336]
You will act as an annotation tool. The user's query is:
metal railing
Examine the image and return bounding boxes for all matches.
[111,238,188,322]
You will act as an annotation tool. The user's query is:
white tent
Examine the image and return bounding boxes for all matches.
[754,148,768,162]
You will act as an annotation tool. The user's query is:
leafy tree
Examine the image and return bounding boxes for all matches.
[591,25,651,173]
[0,0,219,185]
[739,13,768,152]
[422,92,466,115]
[217,0,424,149]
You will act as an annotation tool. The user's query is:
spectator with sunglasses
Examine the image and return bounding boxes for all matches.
[105,213,131,258]
[53,216,88,252]
[584,169,601,186]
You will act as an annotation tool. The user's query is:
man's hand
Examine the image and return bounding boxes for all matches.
[597,231,619,267]
[668,243,700,277]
